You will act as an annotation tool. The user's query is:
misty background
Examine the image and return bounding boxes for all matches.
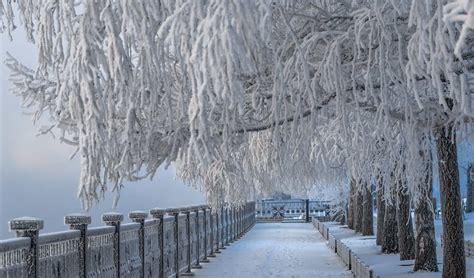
[0,30,205,239]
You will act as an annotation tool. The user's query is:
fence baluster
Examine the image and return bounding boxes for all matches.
[9,217,43,278]
[191,206,202,269]
[129,211,148,278]
[102,213,124,278]
[165,208,181,278]
[65,214,91,278]
[150,208,165,278]
[181,207,194,276]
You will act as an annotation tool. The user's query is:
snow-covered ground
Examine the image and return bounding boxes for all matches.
[194,223,352,277]
[436,212,474,243]
[192,219,473,277]
[323,221,474,277]
[377,211,474,245]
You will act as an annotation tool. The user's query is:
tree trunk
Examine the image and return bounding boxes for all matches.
[435,116,465,278]
[348,178,356,229]
[414,198,438,271]
[466,163,473,213]
[339,212,346,225]
[338,189,346,225]
[355,188,363,233]
[382,177,398,253]
[362,183,374,236]
[345,200,349,225]
[397,170,415,260]
[376,176,385,245]
[413,134,438,272]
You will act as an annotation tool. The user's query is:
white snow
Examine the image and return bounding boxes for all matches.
[323,221,474,277]
[455,212,474,242]
[193,223,352,277]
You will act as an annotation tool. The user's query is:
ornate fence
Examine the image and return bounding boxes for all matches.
[0,202,256,278]
[313,218,474,278]
[255,199,329,221]
[312,218,373,278]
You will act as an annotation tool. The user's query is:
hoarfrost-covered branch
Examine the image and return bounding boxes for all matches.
[1,0,473,209]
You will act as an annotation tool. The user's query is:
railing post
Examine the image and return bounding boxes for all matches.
[305,199,310,223]
[229,207,234,243]
[254,201,257,225]
[129,211,148,278]
[236,208,239,238]
[200,205,210,262]
[250,202,252,227]
[208,208,216,257]
[234,207,238,241]
[249,202,252,228]
[250,202,252,226]
[245,203,248,231]
[150,208,165,278]
[246,203,248,229]
[222,207,230,246]
[243,205,245,232]
[235,208,239,237]
[102,213,123,278]
[244,203,248,231]
[238,206,241,236]
[65,214,91,278]
[165,208,181,278]
[246,204,249,230]
[243,206,246,233]
[246,203,249,231]
[180,207,194,276]
[201,205,212,263]
[229,207,233,241]
[224,207,230,246]
[241,207,244,235]
[220,207,226,249]
[214,210,221,253]
[9,217,43,278]
[238,208,242,237]
[243,206,246,232]
[251,202,254,227]
[191,206,203,269]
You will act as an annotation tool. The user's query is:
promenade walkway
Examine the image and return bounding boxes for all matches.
[194,222,352,278]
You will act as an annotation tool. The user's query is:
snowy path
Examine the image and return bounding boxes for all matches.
[193,223,352,278]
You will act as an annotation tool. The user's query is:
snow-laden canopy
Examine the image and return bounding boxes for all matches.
[444,0,474,57]
[1,0,473,208]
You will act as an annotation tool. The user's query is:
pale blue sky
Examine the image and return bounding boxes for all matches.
[0,30,204,239]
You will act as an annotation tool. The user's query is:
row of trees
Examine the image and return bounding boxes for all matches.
[2,0,473,277]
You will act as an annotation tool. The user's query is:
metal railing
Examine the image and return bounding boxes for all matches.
[0,202,256,277]
[255,199,330,222]
[312,218,373,278]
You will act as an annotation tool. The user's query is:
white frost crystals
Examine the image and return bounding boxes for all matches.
[1,0,473,210]
[444,0,474,57]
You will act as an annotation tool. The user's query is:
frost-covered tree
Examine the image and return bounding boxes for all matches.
[444,0,474,57]
[1,1,473,277]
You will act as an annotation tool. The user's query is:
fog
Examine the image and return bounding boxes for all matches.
[0,30,204,239]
